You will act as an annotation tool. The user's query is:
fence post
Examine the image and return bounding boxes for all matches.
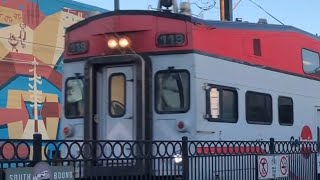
[269,138,275,180]
[182,136,189,180]
[317,132,320,179]
[270,138,275,154]
[33,133,42,163]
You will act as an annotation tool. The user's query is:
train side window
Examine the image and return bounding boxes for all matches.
[205,84,238,123]
[109,73,126,117]
[278,96,293,126]
[253,38,262,56]
[246,91,272,124]
[302,48,320,74]
[65,77,84,119]
[155,70,190,114]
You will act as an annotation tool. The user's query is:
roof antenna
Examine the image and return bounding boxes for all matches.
[114,0,120,11]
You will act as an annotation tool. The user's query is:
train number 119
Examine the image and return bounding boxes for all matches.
[157,33,186,47]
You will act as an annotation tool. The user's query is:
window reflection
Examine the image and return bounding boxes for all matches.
[65,78,84,118]
[302,49,320,74]
[221,90,237,120]
[246,91,272,124]
[109,74,126,117]
[278,97,293,125]
[156,70,189,113]
[207,86,238,122]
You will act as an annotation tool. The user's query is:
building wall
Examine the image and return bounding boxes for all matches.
[0,0,105,140]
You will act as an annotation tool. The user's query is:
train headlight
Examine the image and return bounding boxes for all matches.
[119,37,130,48]
[173,154,182,164]
[107,38,118,49]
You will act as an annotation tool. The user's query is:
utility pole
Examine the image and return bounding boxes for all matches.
[114,0,120,11]
[220,0,233,21]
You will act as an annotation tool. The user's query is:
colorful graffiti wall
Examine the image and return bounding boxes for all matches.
[0,0,105,140]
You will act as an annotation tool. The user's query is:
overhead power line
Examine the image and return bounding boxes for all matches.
[190,0,217,10]
[233,0,242,10]
[248,0,285,25]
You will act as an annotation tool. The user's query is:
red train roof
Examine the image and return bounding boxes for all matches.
[65,10,320,80]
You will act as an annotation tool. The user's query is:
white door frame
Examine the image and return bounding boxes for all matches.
[96,65,136,141]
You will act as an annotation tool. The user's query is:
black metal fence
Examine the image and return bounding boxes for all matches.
[0,134,319,180]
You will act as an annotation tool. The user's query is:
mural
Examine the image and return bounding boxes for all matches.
[0,0,105,140]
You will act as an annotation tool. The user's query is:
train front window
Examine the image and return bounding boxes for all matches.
[65,77,84,119]
[155,70,190,113]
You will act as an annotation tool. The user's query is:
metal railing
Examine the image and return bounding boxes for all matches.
[0,134,319,180]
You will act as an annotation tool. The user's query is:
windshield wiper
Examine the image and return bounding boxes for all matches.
[312,66,320,74]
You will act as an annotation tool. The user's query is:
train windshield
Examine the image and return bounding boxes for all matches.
[155,70,190,113]
[65,77,84,118]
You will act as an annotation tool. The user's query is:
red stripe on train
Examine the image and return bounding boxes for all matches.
[196,146,266,155]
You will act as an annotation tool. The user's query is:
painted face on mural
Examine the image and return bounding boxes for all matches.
[66,79,83,103]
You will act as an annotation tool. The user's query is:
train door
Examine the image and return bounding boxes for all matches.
[85,56,148,177]
[315,107,320,179]
[316,107,320,142]
[96,66,136,141]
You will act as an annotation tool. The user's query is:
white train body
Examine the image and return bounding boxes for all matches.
[61,53,320,143]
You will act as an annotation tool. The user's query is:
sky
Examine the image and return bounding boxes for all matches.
[73,0,320,35]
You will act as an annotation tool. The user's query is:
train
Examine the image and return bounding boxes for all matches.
[62,2,320,144]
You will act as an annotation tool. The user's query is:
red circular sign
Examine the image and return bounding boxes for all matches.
[259,158,268,177]
[280,156,288,175]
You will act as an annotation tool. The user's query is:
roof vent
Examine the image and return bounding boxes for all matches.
[235,18,242,22]
[180,1,191,15]
[258,18,268,24]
